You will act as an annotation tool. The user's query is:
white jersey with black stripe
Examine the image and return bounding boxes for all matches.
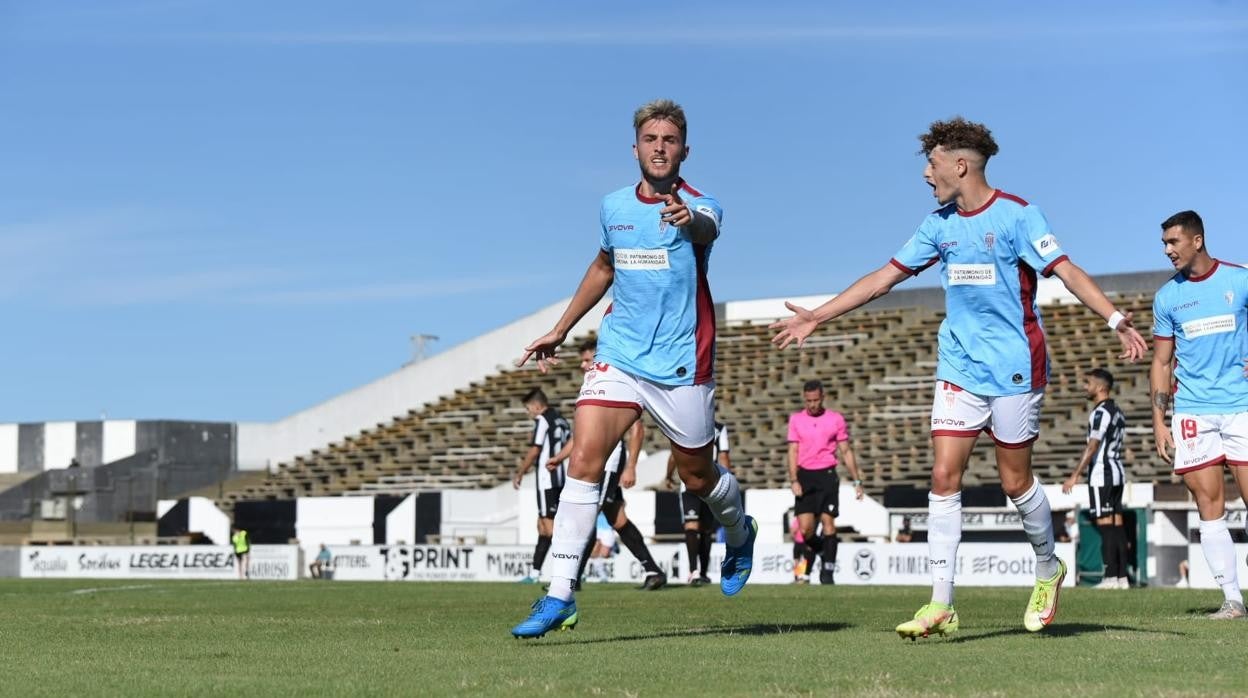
[1087,399,1126,487]
[532,407,570,491]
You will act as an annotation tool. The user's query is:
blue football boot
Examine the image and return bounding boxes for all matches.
[720,516,758,597]
[510,596,578,639]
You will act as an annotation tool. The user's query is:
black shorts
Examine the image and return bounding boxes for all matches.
[1087,484,1124,519]
[234,550,248,560]
[599,468,625,508]
[681,490,714,527]
[795,467,840,518]
[536,485,561,519]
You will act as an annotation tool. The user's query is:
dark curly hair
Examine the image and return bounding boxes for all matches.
[919,117,999,160]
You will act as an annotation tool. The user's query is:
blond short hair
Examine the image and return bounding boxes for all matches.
[633,99,687,141]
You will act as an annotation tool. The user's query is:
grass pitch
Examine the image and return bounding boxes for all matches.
[1,579,1243,697]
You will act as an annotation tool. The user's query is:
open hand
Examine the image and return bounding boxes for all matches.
[1112,311,1148,363]
[517,329,566,373]
[771,302,819,350]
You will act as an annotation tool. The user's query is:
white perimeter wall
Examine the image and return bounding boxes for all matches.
[386,495,415,545]
[103,420,137,464]
[296,497,375,554]
[43,421,77,471]
[237,295,613,470]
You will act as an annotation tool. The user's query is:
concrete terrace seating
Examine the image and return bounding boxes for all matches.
[218,292,1172,511]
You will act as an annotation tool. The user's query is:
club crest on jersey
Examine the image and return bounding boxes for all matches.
[1227,291,1235,306]
[984,231,995,251]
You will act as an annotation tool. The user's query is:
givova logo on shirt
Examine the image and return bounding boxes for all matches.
[1181,314,1236,339]
[614,248,670,270]
[948,264,996,286]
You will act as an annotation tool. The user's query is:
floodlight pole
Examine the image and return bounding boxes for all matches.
[409,334,440,364]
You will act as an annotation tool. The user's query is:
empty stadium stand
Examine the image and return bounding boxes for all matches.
[217,282,1175,512]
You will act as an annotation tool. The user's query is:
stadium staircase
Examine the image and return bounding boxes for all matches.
[217,293,1169,513]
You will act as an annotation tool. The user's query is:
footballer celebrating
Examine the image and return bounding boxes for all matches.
[511,99,755,639]
[771,117,1147,638]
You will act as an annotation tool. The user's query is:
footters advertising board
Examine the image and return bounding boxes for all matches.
[20,545,299,581]
[323,542,1074,587]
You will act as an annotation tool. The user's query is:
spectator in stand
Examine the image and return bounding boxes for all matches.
[895,516,914,543]
[310,544,333,579]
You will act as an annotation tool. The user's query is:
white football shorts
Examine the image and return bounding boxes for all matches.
[929,380,1044,447]
[576,362,716,450]
[1171,411,1248,474]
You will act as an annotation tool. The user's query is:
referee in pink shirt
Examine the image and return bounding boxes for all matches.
[788,379,865,584]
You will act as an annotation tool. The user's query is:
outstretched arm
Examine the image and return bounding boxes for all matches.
[771,263,911,349]
[518,251,614,372]
[1050,260,1148,362]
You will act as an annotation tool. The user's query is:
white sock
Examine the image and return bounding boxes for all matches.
[1011,478,1059,579]
[701,465,749,546]
[1199,517,1243,603]
[928,491,962,606]
[545,476,600,601]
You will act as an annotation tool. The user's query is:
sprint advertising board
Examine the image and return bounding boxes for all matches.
[20,545,298,581]
[317,542,1073,586]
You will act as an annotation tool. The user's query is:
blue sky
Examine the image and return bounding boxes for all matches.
[1,1,1245,423]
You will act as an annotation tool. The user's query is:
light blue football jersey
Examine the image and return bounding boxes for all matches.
[596,180,722,386]
[1152,260,1248,414]
[891,190,1069,396]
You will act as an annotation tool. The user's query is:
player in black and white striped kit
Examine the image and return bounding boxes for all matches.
[1063,368,1130,589]
[553,339,667,590]
[514,388,570,583]
[667,420,731,585]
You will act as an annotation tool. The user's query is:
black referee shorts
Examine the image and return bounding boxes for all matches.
[1087,484,1124,519]
[795,467,840,518]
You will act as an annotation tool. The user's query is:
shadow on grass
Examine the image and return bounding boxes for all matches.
[945,623,1187,643]
[532,621,853,645]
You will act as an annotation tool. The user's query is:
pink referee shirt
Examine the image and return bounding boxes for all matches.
[788,409,849,470]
